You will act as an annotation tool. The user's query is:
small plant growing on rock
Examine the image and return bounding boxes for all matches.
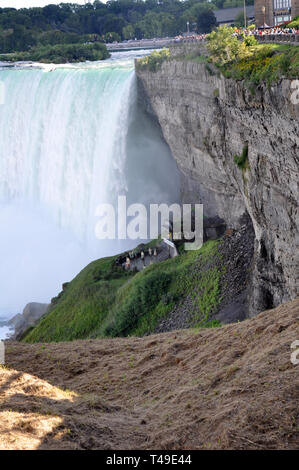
[234,143,249,169]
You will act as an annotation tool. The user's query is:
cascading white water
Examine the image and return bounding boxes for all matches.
[0,53,180,319]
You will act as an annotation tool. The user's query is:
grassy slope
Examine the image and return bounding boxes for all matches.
[24,256,134,343]
[24,240,223,343]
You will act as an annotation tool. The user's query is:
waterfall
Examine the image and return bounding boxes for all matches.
[0,57,180,317]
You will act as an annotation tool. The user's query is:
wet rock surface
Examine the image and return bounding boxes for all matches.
[215,222,255,323]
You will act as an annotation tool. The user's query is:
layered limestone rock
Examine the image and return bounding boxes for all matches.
[136,59,299,315]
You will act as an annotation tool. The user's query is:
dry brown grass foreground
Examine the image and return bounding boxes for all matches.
[1,299,298,450]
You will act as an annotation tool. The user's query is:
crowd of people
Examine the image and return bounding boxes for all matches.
[237,27,299,36]
[125,246,159,270]
[173,25,298,43]
[174,34,207,43]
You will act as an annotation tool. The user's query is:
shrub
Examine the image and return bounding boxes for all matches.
[207,26,253,65]
[256,45,276,59]
[206,26,298,85]
[221,43,299,84]
[136,48,170,72]
[243,34,258,47]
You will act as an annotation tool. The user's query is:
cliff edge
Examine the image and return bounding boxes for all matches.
[136,56,299,315]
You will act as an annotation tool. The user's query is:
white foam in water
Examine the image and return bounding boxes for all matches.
[0,325,11,341]
[0,53,180,319]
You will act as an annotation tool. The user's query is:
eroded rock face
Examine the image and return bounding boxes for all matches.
[11,303,49,340]
[136,60,299,315]
[22,303,49,326]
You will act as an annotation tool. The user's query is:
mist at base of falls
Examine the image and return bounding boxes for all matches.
[0,53,180,319]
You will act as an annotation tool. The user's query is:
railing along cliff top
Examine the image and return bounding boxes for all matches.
[171,34,299,46]
[109,34,299,52]
[254,34,299,45]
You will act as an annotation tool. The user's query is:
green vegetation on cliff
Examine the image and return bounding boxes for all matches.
[24,240,223,343]
[137,27,299,84]
[136,48,170,72]
[207,27,299,84]
[234,143,249,169]
[221,43,299,84]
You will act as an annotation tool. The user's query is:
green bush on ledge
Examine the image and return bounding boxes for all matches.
[136,48,170,72]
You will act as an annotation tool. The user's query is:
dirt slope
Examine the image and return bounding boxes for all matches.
[1,299,298,450]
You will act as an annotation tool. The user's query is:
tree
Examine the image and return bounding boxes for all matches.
[103,14,127,37]
[234,11,248,28]
[179,3,216,34]
[122,24,134,40]
[196,5,217,33]
[207,26,252,65]
[136,11,162,38]
[103,31,121,43]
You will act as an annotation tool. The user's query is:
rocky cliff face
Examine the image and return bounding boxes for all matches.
[8,303,50,340]
[136,59,299,315]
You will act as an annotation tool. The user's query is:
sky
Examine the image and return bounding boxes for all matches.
[0,0,88,8]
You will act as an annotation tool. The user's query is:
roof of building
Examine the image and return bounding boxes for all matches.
[215,6,255,23]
